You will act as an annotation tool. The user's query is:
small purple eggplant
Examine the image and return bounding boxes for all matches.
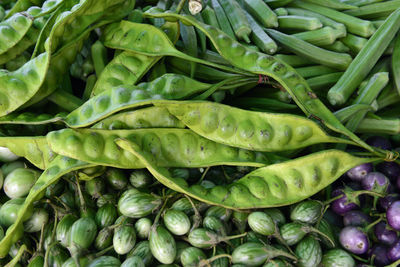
[374,222,398,246]
[339,226,369,254]
[388,239,400,262]
[361,172,390,194]
[366,136,392,150]
[387,201,400,231]
[369,245,391,266]
[343,210,371,227]
[379,194,400,210]
[376,162,400,182]
[347,163,373,182]
[331,189,359,215]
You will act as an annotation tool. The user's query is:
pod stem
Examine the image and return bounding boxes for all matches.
[176,0,188,13]
[93,245,114,257]
[185,194,202,231]
[153,194,173,227]
[198,166,210,183]
[223,232,247,241]
[385,258,400,267]
[265,244,298,262]
[200,254,233,267]
[307,226,335,247]
[365,216,383,233]
[273,227,295,255]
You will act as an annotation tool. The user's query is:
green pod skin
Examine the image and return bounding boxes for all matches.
[135,217,152,239]
[5,51,31,71]
[48,244,69,267]
[105,168,128,190]
[94,228,113,251]
[23,208,49,233]
[188,228,220,249]
[163,209,191,236]
[277,15,323,31]
[95,203,118,228]
[57,214,79,248]
[244,0,278,28]
[232,242,292,266]
[321,248,355,267]
[263,208,286,227]
[27,255,45,267]
[205,206,232,222]
[248,212,276,236]
[149,225,177,264]
[61,257,90,267]
[4,168,40,199]
[295,236,322,267]
[85,178,105,198]
[60,190,77,210]
[1,161,25,176]
[232,211,249,233]
[219,0,252,42]
[0,226,3,241]
[290,200,323,224]
[159,101,347,152]
[93,106,185,130]
[280,222,307,246]
[0,198,32,227]
[127,241,154,266]
[113,225,136,255]
[118,189,162,218]
[180,247,207,267]
[175,241,190,264]
[45,179,65,198]
[121,256,145,267]
[96,194,116,208]
[87,256,121,267]
[47,128,271,169]
[68,217,98,257]
[0,13,33,55]
[129,170,153,188]
[203,216,227,236]
[210,246,229,267]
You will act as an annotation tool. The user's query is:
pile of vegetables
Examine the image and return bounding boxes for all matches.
[0,0,399,266]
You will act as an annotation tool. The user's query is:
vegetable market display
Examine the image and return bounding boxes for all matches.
[0,0,400,266]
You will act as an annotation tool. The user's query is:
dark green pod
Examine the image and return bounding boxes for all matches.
[95,203,118,228]
[163,209,191,236]
[317,219,336,248]
[205,206,232,222]
[321,249,355,267]
[113,225,136,255]
[60,257,90,267]
[232,211,249,233]
[121,256,145,267]
[27,255,44,267]
[248,212,275,236]
[211,246,229,267]
[127,241,153,266]
[60,190,77,210]
[87,256,121,267]
[106,168,128,190]
[85,178,105,198]
[45,179,65,198]
[129,169,153,188]
[290,200,323,224]
[135,217,152,239]
[149,225,177,264]
[48,244,69,267]
[295,236,322,267]
[96,194,116,208]
[203,216,227,236]
[175,241,190,264]
[24,208,49,233]
[118,189,162,218]
[280,222,306,246]
[94,228,113,250]
[245,231,269,245]
[263,208,286,227]
[0,198,33,227]
[180,247,207,267]
[188,228,220,249]
[68,217,97,257]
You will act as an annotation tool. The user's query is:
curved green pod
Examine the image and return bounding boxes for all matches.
[0,13,33,55]
[160,101,350,151]
[0,156,94,258]
[0,112,66,125]
[0,136,55,169]
[46,128,274,168]
[116,139,377,209]
[142,11,376,154]
[92,106,185,130]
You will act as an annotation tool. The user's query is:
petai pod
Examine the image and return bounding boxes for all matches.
[143,11,376,153]
[0,112,67,125]
[92,106,185,130]
[0,13,33,55]
[0,155,94,257]
[117,138,378,209]
[46,128,273,168]
[0,136,55,169]
[160,101,350,151]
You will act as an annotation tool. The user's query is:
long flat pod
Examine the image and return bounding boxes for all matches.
[143,11,377,153]
[65,74,215,127]
[159,101,350,151]
[0,136,55,169]
[0,156,94,258]
[0,112,66,125]
[0,13,33,55]
[46,128,273,168]
[116,139,377,209]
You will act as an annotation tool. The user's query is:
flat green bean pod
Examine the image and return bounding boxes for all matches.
[47,128,273,168]
[158,101,351,151]
[0,52,49,116]
[0,111,67,125]
[116,139,377,209]
[4,0,37,19]
[0,136,55,169]
[143,11,376,153]
[33,0,65,17]
[92,106,185,130]
[0,155,94,258]
[0,13,33,55]
[65,74,218,127]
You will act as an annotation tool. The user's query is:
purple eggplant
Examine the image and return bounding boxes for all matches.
[387,201,400,231]
[339,226,369,254]
[369,245,391,266]
[374,222,398,246]
[366,136,392,150]
[343,210,371,227]
[346,163,373,182]
[361,172,390,193]
[331,189,358,215]
[388,239,400,262]
[380,194,400,210]
[376,162,400,182]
